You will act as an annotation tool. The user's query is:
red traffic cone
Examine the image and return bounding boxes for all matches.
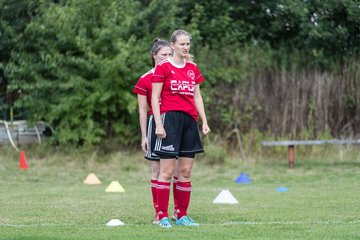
[19,150,29,169]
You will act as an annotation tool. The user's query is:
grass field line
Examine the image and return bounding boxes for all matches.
[222,220,360,225]
[1,220,359,228]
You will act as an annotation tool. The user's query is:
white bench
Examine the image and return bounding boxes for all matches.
[262,139,360,168]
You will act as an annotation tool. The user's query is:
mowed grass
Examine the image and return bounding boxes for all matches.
[0,146,360,240]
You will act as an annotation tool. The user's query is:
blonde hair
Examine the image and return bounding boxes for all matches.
[184,53,194,62]
[170,29,191,44]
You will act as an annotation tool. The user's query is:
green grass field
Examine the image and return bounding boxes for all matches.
[1,146,359,240]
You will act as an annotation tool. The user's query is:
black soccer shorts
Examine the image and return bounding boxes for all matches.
[152,111,204,158]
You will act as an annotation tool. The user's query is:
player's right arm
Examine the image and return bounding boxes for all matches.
[137,94,149,152]
[151,82,166,139]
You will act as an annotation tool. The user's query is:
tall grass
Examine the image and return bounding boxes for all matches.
[197,43,360,142]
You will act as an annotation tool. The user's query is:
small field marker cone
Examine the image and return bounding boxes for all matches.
[106,219,125,226]
[276,186,288,192]
[105,181,125,192]
[235,173,251,184]
[213,189,239,204]
[83,173,101,185]
[19,150,29,170]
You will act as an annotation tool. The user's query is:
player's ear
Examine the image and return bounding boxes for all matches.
[170,42,175,50]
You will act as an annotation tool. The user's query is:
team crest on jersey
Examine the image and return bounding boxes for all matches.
[187,70,195,80]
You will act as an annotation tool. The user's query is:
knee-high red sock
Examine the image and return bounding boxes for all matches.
[172,176,179,214]
[176,181,192,219]
[156,181,171,220]
[150,179,158,213]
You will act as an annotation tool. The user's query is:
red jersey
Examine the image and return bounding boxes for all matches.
[133,68,154,115]
[152,59,204,122]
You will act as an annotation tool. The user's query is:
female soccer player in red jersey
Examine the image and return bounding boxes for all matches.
[133,38,174,224]
[151,29,211,228]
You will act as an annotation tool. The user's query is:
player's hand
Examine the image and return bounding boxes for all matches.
[155,124,166,139]
[141,137,148,153]
[202,123,211,136]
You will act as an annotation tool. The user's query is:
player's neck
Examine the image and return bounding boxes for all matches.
[170,56,185,67]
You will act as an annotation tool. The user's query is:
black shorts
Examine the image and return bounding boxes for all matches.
[152,111,204,158]
[145,115,160,161]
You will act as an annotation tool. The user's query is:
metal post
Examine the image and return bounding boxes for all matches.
[288,145,295,169]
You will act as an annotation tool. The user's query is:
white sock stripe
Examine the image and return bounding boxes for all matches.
[156,184,171,190]
[151,183,157,188]
[176,186,192,192]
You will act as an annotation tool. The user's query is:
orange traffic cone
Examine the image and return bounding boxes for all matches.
[19,150,29,169]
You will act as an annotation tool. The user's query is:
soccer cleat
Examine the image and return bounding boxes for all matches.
[176,216,199,226]
[159,217,172,228]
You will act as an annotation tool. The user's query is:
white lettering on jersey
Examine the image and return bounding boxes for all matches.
[170,80,195,95]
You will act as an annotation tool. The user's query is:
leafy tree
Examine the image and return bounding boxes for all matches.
[180,0,359,67]
[303,0,360,63]
[5,0,180,145]
[236,0,360,66]
[0,0,41,119]
[2,0,360,147]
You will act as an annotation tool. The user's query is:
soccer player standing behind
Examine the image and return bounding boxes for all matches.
[133,39,172,224]
[151,29,211,228]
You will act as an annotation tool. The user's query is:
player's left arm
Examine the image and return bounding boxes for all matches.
[194,84,211,135]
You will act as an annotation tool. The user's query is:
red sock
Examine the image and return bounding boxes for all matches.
[177,181,192,219]
[150,179,158,213]
[156,181,171,220]
[172,176,179,214]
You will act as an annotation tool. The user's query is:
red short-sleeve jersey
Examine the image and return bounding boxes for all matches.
[133,68,154,115]
[152,59,204,122]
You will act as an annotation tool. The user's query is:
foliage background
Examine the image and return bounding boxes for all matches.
[1,0,359,149]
